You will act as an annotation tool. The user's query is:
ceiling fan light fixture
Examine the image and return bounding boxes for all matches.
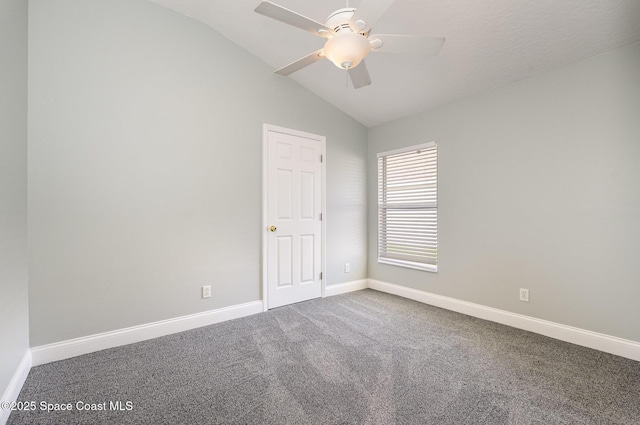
[323,32,371,70]
[254,0,446,89]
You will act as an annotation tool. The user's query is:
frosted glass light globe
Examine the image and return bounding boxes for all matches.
[323,32,371,69]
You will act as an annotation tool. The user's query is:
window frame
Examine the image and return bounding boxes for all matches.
[377,141,438,273]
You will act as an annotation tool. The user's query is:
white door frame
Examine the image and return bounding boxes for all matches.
[262,123,326,311]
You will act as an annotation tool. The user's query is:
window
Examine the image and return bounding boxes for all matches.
[377,142,437,272]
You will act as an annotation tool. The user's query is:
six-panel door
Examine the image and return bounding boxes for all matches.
[267,129,322,308]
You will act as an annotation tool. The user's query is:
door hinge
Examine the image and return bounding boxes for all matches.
[319,213,322,221]
[320,154,323,163]
[319,272,323,280]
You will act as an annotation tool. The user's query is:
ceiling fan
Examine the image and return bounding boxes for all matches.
[254,0,445,88]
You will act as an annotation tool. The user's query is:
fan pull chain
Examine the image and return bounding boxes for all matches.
[344,64,351,89]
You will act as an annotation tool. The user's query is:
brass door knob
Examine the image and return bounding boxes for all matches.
[269,225,277,232]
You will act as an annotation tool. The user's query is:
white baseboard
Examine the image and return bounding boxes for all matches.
[325,279,369,297]
[0,349,32,425]
[368,279,640,362]
[31,300,263,366]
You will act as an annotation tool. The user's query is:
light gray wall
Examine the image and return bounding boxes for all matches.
[0,0,29,395]
[368,42,640,342]
[28,0,367,346]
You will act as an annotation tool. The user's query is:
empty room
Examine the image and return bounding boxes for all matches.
[1,0,639,423]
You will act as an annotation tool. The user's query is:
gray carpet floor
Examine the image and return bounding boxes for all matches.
[8,289,640,424]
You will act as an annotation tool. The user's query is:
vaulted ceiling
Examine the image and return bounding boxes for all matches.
[149,0,640,127]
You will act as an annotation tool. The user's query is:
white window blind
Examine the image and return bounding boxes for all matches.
[377,142,437,272]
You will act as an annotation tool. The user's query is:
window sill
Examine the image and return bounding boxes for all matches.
[378,258,437,273]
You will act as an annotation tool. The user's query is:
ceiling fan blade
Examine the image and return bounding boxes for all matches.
[275,49,325,76]
[348,61,372,89]
[369,35,445,55]
[255,1,335,37]
[349,0,394,32]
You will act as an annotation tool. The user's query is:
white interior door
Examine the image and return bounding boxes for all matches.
[265,125,324,309]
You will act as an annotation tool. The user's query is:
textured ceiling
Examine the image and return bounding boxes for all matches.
[148,0,640,127]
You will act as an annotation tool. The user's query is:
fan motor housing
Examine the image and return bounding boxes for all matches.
[325,8,356,33]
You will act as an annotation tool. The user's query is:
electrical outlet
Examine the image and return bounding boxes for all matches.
[202,285,211,299]
[345,263,350,273]
[519,288,529,302]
